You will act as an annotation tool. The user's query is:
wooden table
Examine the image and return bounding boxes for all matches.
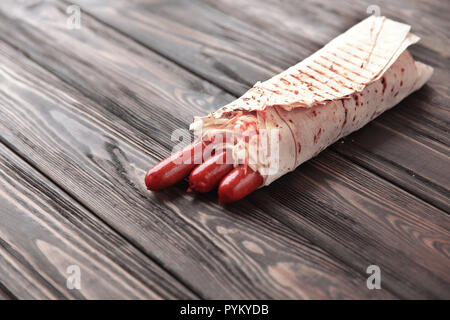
[0,0,448,299]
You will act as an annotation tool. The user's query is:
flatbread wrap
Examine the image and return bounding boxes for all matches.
[145,16,433,203]
[189,16,433,186]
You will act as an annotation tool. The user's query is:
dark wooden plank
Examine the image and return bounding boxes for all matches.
[0,0,448,298]
[0,145,195,299]
[0,28,388,299]
[252,151,450,298]
[0,3,232,153]
[72,0,450,211]
[0,285,13,300]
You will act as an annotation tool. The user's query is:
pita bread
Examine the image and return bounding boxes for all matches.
[190,16,433,185]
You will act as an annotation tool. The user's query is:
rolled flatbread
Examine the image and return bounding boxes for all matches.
[190,16,433,185]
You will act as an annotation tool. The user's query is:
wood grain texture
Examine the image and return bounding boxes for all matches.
[71,0,450,211]
[0,285,13,300]
[0,2,232,154]
[0,0,448,299]
[0,30,391,299]
[253,151,450,298]
[0,145,195,299]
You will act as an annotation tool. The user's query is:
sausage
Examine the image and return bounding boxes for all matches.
[188,151,234,193]
[145,139,209,191]
[218,165,264,204]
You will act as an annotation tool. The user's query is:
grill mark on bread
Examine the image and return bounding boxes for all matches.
[264,88,283,95]
[337,47,365,61]
[322,52,375,80]
[273,83,301,96]
[344,42,385,60]
[279,78,291,86]
[315,53,371,80]
[305,65,344,94]
[336,47,383,72]
[288,74,329,99]
[312,59,363,90]
[307,60,365,87]
[300,67,342,98]
[318,55,372,81]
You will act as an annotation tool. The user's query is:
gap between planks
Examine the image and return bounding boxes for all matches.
[0,282,15,300]
[0,2,447,298]
[334,149,449,215]
[0,138,201,299]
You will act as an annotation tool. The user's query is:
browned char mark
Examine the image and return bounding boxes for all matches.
[314,128,322,144]
[318,55,371,82]
[381,76,387,94]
